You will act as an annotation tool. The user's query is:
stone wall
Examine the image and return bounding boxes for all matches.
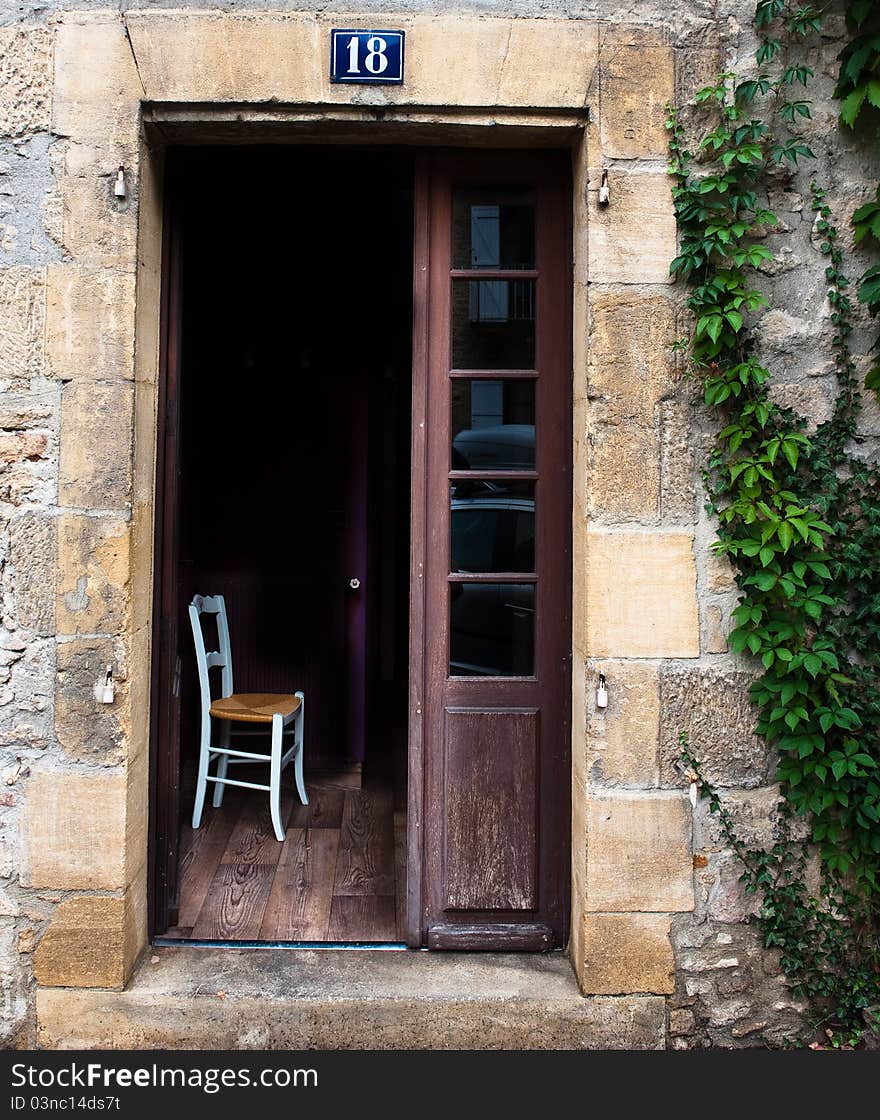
[0,1,876,1050]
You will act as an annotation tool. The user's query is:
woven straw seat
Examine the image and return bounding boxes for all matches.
[210,692,302,724]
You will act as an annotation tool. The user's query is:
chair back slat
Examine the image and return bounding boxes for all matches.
[189,594,234,707]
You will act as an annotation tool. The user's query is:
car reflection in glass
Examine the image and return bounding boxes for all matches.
[450,423,535,677]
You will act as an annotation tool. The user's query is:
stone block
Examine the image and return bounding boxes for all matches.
[125,13,322,104]
[125,752,149,882]
[659,667,773,788]
[579,913,675,995]
[694,785,781,853]
[58,175,138,269]
[669,1007,696,1036]
[703,603,728,654]
[53,16,143,145]
[21,769,126,889]
[587,661,659,787]
[705,550,738,591]
[572,655,588,786]
[0,396,55,431]
[0,28,52,137]
[0,267,45,384]
[8,513,56,637]
[587,291,679,424]
[699,851,761,924]
[659,399,696,521]
[46,265,136,381]
[59,382,134,509]
[586,422,659,521]
[56,516,130,637]
[0,432,48,463]
[125,14,599,110]
[768,381,835,430]
[586,792,693,912]
[588,173,676,285]
[585,530,700,658]
[676,46,721,106]
[56,637,127,765]
[34,896,132,988]
[857,389,880,438]
[600,33,674,158]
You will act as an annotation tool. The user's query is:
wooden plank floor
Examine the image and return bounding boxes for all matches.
[169,771,404,942]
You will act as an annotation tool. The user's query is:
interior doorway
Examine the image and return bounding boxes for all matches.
[153,147,414,943]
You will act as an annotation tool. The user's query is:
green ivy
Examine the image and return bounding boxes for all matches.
[681,733,880,1048]
[835,0,880,398]
[669,1,880,1046]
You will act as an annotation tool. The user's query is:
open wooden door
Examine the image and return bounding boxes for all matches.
[408,151,572,950]
[148,171,185,935]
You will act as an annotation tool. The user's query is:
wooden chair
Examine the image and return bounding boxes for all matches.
[188,593,307,842]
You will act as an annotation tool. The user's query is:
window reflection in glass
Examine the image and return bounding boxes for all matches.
[452,188,536,270]
[450,480,535,573]
[452,279,536,369]
[451,380,535,470]
[449,582,534,677]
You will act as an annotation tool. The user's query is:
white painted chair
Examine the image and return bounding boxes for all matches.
[188,594,307,842]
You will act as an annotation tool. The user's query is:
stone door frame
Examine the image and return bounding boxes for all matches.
[28,11,696,1002]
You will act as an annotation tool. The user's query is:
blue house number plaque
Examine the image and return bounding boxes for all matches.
[330,29,405,84]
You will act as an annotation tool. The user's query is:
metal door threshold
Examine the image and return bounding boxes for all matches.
[152,937,410,950]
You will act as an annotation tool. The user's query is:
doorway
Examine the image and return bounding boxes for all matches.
[149,144,572,949]
[153,147,414,942]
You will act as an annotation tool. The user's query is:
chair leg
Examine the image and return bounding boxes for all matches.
[293,691,308,806]
[269,712,285,842]
[191,712,211,829]
[212,720,230,808]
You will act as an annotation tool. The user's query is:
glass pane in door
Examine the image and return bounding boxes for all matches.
[449,582,535,677]
[450,481,535,573]
[452,279,536,369]
[452,187,536,269]
[451,379,535,469]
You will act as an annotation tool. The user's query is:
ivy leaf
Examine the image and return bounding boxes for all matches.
[759,546,776,567]
[782,439,800,469]
[840,86,867,127]
[804,654,822,677]
[858,265,880,308]
[778,520,794,551]
[847,0,873,28]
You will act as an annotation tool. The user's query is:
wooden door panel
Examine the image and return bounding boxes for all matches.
[443,707,538,912]
[410,151,571,950]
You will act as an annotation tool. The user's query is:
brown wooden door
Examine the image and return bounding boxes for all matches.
[409,151,571,950]
[149,173,185,935]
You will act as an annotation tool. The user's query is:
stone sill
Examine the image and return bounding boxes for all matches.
[37,947,666,1050]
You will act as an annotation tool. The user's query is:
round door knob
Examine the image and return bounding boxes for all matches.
[349,578,361,590]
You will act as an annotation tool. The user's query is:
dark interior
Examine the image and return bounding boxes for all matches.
[172,148,414,900]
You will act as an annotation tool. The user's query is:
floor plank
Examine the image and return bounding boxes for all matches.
[190,797,289,940]
[177,794,243,928]
[288,786,345,830]
[259,828,340,941]
[333,786,395,896]
[171,769,403,943]
[328,895,397,942]
[307,766,363,791]
[191,861,277,940]
[394,810,407,942]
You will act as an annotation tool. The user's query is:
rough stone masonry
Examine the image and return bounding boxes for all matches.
[0,0,877,1050]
